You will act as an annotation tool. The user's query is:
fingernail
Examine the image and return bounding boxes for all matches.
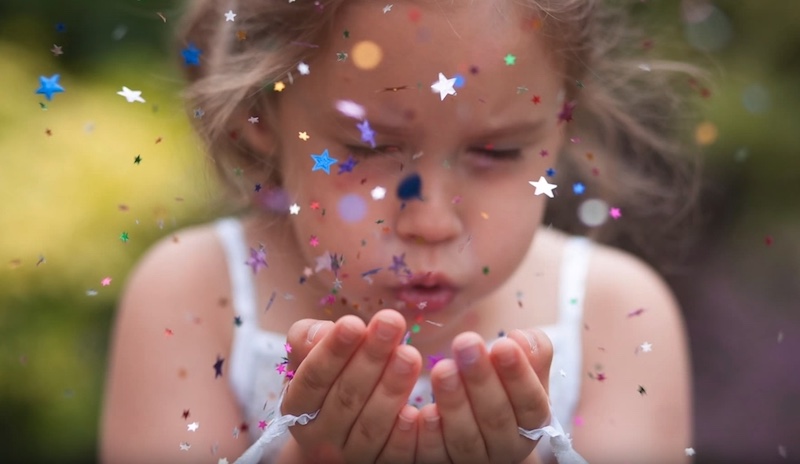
[375,317,400,341]
[391,350,414,374]
[338,321,361,344]
[516,329,537,353]
[496,345,517,367]
[455,341,480,367]
[424,415,440,431]
[307,321,324,344]
[439,365,460,391]
[398,411,414,431]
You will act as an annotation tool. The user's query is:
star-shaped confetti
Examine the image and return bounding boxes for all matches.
[187,422,199,431]
[51,44,63,56]
[610,207,622,219]
[558,100,577,123]
[573,182,585,194]
[371,186,387,200]
[297,62,310,75]
[640,342,653,352]
[298,132,310,141]
[213,355,224,378]
[101,277,112,286]
[431,72,457,101]
[273,81,286,92]
[357,120,376,147]
[528,176,557,198]
[383,4,393,13]
[180,442,191,451]
[246,246,268,274]
[311,149,338,174]
[117,86,145,103]
[248,116,259,124]
[36,74,64,101]
[224,10,236,21]
[338,155,358,174]
[388,254,408,274]
[289,203,300,215]
[120,232,129,242]
[182,44,202,66]
[134,155,142,164]
[504,53,516,65]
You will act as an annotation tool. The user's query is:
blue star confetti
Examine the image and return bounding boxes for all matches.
[573,182,585,195]
[182,43,202,66]
[36,74,64,101]
[311,149,338,174]
[545,167,556,177]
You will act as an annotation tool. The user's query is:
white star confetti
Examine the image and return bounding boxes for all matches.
[685,448,695,456]
[528,176,557,198]
[224,10,236,21]
[247,116,259,124]
[431,72,457,101]
[187,422,199,431]
[180,442,191,451]
[335,100,366,120]
[383,4,393,13]
[117,86,145,103]
[289,203,300,215]
[297,62,310,75]
[371,186,387,200]
[640,342,653,353]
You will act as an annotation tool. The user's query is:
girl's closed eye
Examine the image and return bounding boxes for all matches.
[345,144,403,156]
[469,146,522,160]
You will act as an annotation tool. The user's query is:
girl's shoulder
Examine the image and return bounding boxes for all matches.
[120,220,235,337]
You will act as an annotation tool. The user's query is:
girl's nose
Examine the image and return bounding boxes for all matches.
[394,175,463,245]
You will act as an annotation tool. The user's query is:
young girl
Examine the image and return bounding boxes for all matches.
[100,0,696,463]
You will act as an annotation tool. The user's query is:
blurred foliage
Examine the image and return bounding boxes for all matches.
[0,1,798,463]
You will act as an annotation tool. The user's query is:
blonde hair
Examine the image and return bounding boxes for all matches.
[176,0,704,271]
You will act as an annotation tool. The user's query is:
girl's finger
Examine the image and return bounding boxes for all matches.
[344,344,421,462]
[430,358,489,463]
[416,404,450,464]
[318,309,408,448]
[491,336,551,434]
[376,404,420,464]
[281,315,366,417]
[506,328,553,394]
[449,332,523,462]
[285,319,335,370]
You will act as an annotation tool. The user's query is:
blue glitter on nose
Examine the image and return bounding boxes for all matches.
[397,173,423,201]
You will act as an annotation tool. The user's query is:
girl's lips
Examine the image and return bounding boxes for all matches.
[395,285,457,313]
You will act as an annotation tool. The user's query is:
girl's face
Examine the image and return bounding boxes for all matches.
[258,2,565,338]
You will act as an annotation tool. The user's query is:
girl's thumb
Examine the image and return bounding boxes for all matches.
[508,328,553,394]
[285,319,334,371]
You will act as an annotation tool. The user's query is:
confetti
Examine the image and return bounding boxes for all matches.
[117,86,145,103]
[311,149,337,174]
[528,176,557,198]
[397,173,423,201]
[36,74,64,101]
[182,44,202,66]
[213,355,224,378]
[431,72,457,101]
[352,40,383,69]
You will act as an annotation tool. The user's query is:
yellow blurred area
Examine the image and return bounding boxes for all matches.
[0,40,218,296]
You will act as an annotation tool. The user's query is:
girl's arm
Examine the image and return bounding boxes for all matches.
[570,247,693,464]
[99,230,252,463]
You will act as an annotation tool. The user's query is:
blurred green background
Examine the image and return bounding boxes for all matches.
[0,1,798,463]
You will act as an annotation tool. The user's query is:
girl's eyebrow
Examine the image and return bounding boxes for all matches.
[330,112,547,139]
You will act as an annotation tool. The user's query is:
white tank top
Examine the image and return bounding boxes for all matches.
[216,217,592,463]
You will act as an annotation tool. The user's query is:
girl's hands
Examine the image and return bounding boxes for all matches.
[415,329,553,464]
[281,309,422,464]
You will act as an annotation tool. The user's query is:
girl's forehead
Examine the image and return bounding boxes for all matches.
[287,2,560,129]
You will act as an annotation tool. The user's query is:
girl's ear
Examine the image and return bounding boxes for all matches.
[238,109,277,156]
